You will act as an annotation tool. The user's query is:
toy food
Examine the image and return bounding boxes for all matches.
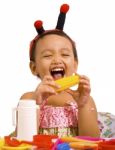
[69,141,98,150]
[52,137,99,150]
[60,136,83,142]
[55,74,80,92]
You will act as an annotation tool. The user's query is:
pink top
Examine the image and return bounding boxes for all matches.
[39,102,78,128]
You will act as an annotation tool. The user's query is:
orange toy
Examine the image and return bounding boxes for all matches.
[69,141,98,150]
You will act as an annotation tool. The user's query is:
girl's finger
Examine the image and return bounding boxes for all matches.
[80,75,90,82]
[43,80,60,89]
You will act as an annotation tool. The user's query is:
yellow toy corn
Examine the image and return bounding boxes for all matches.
[55,74,80,92]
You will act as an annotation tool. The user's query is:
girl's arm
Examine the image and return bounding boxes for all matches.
[66,75,100,137]
[78,96,100,137]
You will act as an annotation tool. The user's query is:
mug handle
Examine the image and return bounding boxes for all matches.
[12,107,17,126]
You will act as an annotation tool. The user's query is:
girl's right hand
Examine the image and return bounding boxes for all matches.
[34,75,60,105]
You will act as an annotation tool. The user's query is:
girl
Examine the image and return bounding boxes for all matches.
[20,4,100,137]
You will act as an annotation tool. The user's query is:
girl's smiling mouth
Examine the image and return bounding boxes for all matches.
[50,67,65,80]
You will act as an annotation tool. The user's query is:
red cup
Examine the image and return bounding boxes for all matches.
[33,134,58,142]
[33,134,58,149]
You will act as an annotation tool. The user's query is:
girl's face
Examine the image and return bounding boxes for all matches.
[30,34,78,80]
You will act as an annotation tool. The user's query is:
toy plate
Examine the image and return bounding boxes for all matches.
[0,139,31,150]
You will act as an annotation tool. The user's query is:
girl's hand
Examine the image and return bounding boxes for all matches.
[66,75,91,108]
[34,75,60,105]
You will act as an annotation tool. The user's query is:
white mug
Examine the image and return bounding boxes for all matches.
[12,100,40,141]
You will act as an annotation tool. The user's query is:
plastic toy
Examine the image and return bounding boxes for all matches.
[55,74,80,92]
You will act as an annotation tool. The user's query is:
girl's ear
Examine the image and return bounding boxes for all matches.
[29,61,38,76]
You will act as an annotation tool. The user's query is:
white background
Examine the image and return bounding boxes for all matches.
[0,0,115,137]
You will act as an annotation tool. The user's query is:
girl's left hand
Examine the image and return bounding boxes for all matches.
[66,75,91,108]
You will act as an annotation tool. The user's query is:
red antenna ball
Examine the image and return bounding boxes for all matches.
[60,4,69,13]
[34,20,43,29]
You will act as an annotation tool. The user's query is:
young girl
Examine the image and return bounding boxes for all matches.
[20,4,100,137]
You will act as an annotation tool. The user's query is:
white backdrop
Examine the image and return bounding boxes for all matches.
[0,0,115,137]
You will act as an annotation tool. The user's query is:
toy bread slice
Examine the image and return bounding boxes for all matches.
[55,74,80,92]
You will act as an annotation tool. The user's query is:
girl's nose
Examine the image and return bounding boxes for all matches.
[52,55,62,65]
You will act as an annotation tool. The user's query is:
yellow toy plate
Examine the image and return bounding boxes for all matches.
[0,138,31,150]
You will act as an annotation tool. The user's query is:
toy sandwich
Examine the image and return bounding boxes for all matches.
[55,74,80,92]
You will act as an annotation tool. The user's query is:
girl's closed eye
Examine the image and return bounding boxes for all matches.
[61,49,72,57]
[43,54,53,58]
[42,52,53,58]
[62,53,70,57]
